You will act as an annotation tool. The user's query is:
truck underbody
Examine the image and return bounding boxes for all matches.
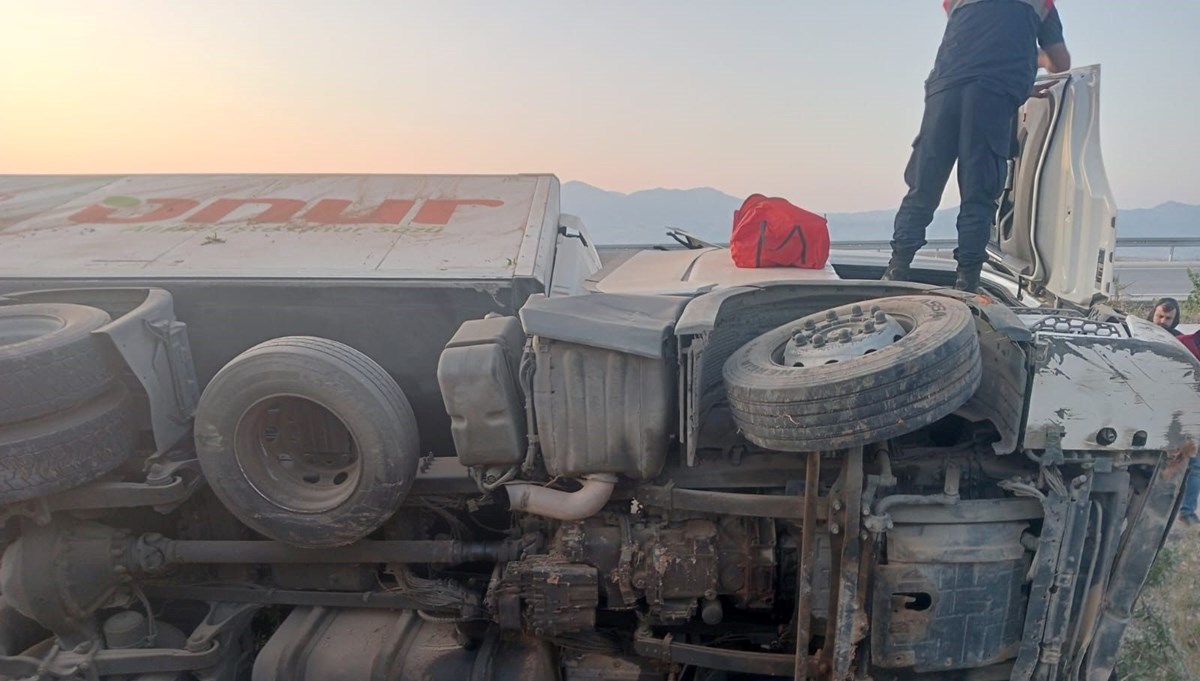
[0,275,1193,681]
[0,148,1194,679]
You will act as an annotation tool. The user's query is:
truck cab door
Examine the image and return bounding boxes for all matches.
[990,65,1117,306]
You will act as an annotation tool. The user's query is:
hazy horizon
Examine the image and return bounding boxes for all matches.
[3,1,1197,214]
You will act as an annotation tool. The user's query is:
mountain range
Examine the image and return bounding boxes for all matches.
[561,181,1199,246]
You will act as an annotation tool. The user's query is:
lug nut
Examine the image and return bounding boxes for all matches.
[839,329,852,343]
[793,334,809,347]
[874,311,887,324]
[803,319,817,331]
[864,320,876,332]
[825,310,838,322]
[812,335,826,348]
[851,305,863,317]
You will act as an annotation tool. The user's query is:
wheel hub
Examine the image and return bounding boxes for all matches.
[235,397,362,514]
[782,304,907,367]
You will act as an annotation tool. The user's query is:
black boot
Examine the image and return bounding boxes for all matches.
[881,255,912,282]
[954,265,982,292]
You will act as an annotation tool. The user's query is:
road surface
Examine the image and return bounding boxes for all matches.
[1114,261,1198,300]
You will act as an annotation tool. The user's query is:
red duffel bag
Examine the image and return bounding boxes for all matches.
[729,194,830,269]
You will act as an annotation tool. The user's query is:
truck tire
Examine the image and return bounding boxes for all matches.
[194,336,420,548]
[723,296,981,452]
[0,304,120,426]
[0,383,137,504]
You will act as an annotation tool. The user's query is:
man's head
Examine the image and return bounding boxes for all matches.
[1150,297,1181,330]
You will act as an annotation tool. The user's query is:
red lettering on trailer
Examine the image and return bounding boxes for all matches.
[69,199,200,224]
[411,199,505,225]
[185,199,307,224]
[67,197,505,226]
[300,199,415,225]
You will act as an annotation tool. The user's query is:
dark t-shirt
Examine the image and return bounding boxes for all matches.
[926,1,1065,105]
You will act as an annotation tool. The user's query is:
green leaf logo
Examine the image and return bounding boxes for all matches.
[102,196,141,208]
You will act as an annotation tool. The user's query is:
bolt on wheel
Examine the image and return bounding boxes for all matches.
[782,304,908,368]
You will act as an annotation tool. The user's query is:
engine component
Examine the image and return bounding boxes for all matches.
[194,336,420,548]
[505,474,617,521]
[0,303,120,425]
[0,521,133,648]
[552,515,776,625]
[722,295,982,451]
[437,315,527,467]
[252,608,557,681]
[102,610,188,651]
[495,556,599,636]
[521,293,687,480]
[633,521,719,624]
[0,382,137,504]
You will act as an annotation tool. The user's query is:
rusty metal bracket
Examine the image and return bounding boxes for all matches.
[1011,469,1094,681]
[794,451,821,680]
[635,485,828,520]
[0,468,200,525]
[633,633,818,677]
[824,447,866,680]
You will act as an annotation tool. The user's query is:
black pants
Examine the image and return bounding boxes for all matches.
[890,83,1019,269]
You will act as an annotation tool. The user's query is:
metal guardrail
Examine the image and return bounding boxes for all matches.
[831,237,1200,254]
[600,237,1200,261]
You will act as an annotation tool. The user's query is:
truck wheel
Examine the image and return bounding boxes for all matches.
[722,295,981,452]
[0,304,120,426]
[0,383,137,504]
[195,336,420,548]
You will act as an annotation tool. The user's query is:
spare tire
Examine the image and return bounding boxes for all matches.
[723,295,981,452]
[195,336,420,548]
[0,383,138,504]
[0,304,120,426]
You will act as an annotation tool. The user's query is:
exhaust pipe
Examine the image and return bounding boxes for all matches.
[505,474,617,521]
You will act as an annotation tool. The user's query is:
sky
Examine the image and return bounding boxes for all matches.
[1,1,1198,214]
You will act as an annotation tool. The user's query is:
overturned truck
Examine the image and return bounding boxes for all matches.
[0,70,1198,681]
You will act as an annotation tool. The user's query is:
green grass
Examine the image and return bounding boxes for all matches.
[1116,531,1200,680]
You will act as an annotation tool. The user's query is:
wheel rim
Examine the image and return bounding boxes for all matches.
[780,304,911,368]
[233,395,362,514]
[0,314,65,349]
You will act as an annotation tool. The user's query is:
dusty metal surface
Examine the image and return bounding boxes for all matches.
[590,246,841,297]
[0,174,562,281]
[1024,316,1200,451]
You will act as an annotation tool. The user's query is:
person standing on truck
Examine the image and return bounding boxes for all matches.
[882,0,1071,292]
